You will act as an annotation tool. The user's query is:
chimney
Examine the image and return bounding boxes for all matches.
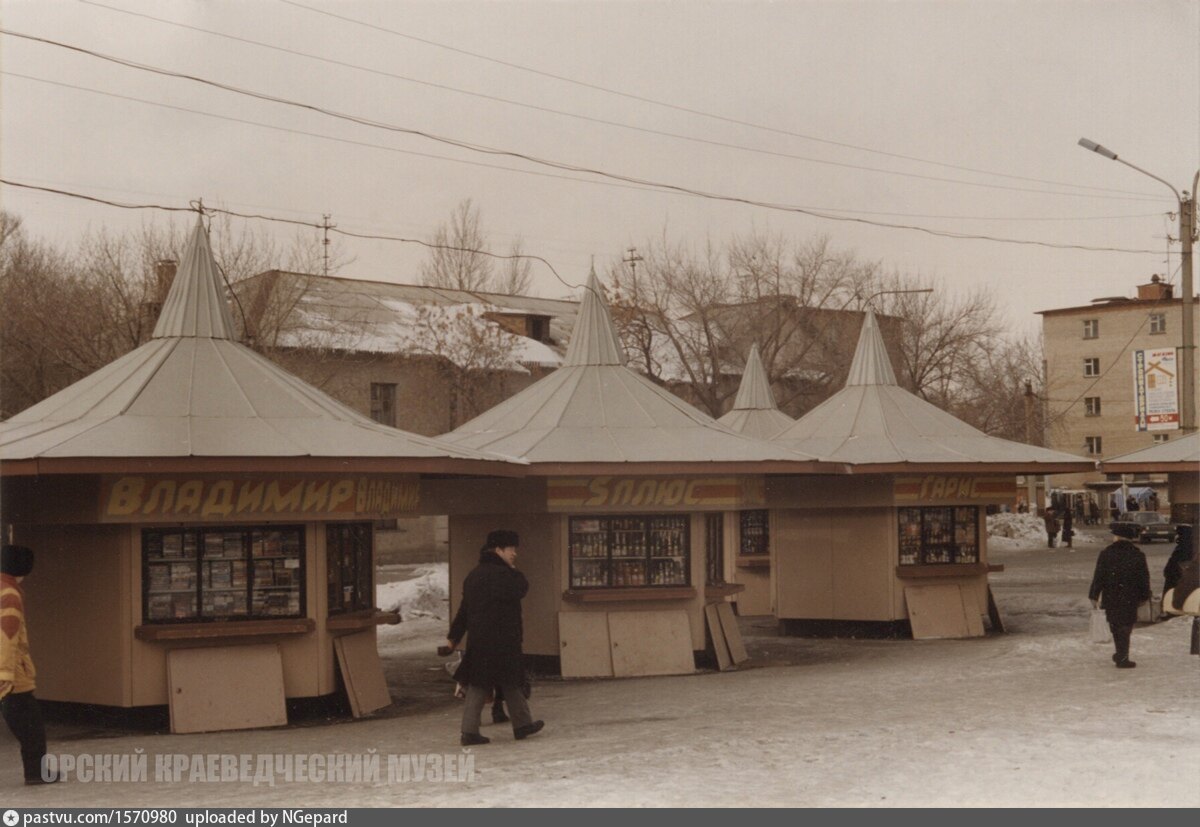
[1137,274,1174,301]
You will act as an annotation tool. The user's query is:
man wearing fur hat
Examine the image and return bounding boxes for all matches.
[1089,524,1152,668]
[446,530,544,746]
[1,544,57,784]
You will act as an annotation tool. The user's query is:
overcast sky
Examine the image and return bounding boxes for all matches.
[2,0,1197,334]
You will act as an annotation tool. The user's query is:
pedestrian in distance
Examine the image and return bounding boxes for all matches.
[1089,524,1152,669]
[1062,508,1075,549]
[445,530,544,746]
[1044,507,1060,548]
[1,544,59,785]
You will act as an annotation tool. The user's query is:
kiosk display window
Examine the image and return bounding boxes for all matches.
[569,515,690,588]
[739,509,769,556]
[327,523,373,615]
[143,526,305,622]
[897,507,979,565]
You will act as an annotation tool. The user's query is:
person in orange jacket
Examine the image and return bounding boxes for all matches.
[1,544,57,785]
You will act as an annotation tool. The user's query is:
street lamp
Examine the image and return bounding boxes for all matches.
[1078,138,1199,433]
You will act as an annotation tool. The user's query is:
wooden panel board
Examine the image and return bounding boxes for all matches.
[905,585,971,640]
[715,602,749,664]
[558,612,614,678]
[167,644,287,734]
[705,604,733,671]
[334,631,392,718]
[608,610,694,678]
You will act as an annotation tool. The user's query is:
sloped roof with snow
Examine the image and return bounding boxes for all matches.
[441,272,832,470]
[718,344,794,440]
[772,310,1094,472]
[244,271,574,369]
[1099,433,1199,472]
[0,219,516,474]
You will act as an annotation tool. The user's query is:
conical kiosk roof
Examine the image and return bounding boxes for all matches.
[443,271,832,472]
[718,344,794,440]
[0,217,515,475]
[772,310,1093,473]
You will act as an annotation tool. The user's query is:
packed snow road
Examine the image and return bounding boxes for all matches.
[3,529,1197,806]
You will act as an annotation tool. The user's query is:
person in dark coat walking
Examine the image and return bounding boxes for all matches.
[1062,509,1074,549]
[1163,525,1194,594]
[1089,523,1152,668]
[446,530,543,746]
[1043,508,1060,548]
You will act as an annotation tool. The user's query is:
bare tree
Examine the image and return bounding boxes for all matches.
[609,230,883,418]
[494,237,534,296]
[405,304,521,430]
[872,274,1003,407]
[420,199,494,292]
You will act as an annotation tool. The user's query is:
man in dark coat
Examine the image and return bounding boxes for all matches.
[446,530,544,745]
[1089,523,1152,668]
[1043,508,1059,548]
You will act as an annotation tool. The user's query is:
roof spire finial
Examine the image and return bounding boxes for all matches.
[563,264,625,367]
[731,344,780,410]
[151,211,237,340]
[845,310,898,386]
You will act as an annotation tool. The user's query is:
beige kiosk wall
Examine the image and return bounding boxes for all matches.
[18,524,132,707]
[448,514,562,658]
[769,476,896,621]
[130,523,326,707]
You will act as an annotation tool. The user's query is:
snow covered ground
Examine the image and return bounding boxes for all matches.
[3,529,1197,807]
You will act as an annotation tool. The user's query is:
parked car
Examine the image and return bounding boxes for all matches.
[1109,511,1177,543]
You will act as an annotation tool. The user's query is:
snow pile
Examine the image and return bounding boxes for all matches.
[376,563,449,620]
[987,513,1048,548]
[987,512,1102,549]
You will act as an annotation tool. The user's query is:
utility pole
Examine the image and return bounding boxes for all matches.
[623,247,643,280]
[321,213,334,278]
[1023,380,1039,511]
[1078,139,1197,433]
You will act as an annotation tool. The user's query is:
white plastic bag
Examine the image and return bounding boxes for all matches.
[1090,608,1112,644]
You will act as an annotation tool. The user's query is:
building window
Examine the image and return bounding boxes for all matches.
[568,515,689,588]
[528,316,551,343]
[1082,319,1099,339]
[1085,436,1102,455]
[1153,434,1170,444]
[705,513,724,586]
[369,383,397,427]
[1149,313,1166,335]
[898,507,979,566]
[739,510,769,557]
[143,526,305,623]
[1083,358,1100,377]
[1084,397,1101,417]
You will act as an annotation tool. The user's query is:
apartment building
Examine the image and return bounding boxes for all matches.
[1038,275,1199,493]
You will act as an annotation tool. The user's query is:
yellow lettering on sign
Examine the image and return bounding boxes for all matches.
[201,480,235,517]
[302,481,330,513]
[236,482,265,514]
[175,481,203,515]
[142,481,176,515]
[106,477,145,517]
[264,481,303,513]
[328,479,355,512]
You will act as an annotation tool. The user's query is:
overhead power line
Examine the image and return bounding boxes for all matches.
[0,31,1164,255]
[274,0,1167,200]
[4,72,1167,225]
[0,177,582,290]
[77,0,1164,202]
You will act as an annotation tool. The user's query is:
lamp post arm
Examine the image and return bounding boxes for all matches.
[1113,157,1182,205]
